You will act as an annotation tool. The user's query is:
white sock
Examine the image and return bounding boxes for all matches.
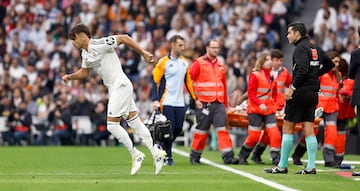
[127,115,158,157]
[107,121,137,157]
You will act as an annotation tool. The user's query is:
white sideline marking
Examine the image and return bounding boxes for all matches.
[288,159,360,165]
[354,178,360,181]
[173,148,300,191]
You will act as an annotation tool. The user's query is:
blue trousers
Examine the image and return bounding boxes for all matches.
[162,106,186,158]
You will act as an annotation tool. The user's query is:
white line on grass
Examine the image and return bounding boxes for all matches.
[288,159,360,165]
[173,148,300,191]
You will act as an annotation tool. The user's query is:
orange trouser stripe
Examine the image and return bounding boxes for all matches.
[243,130,262,148]
[191,132,209,151]
[259,131,269,145]
[216,129,233,151]
[335,133,346,155]
[324,125,337,146]
[266,126,281,148]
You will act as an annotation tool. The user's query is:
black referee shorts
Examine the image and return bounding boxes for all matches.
[284,88,318,123]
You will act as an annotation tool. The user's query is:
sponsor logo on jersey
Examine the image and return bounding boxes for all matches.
[106,37,115,45]
[310,61,320,66]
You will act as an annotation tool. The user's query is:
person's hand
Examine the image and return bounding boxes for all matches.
[143,51,155,64]
[62,74,71,85]
[285,89,294,100]
[259,104,267,111]
[152,101,160,110]
[195,99,202,109]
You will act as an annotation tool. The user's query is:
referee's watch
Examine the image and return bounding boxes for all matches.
[290,84,296,91]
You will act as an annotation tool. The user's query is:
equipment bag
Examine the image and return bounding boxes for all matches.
[144,110,173,142]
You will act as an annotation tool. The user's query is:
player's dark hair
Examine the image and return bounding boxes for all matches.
[68,23,91,40]
[169,35,185,44]
[270,49,284,59]
[288,22,307,37]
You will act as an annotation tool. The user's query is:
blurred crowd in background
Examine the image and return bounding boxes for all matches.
[0,0,359,146]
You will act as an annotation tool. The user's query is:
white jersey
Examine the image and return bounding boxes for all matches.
[81,35,130,92]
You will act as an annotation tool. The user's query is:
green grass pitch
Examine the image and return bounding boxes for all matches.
[0,146,359,191]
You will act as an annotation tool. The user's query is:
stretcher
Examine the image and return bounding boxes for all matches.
[226,110,321,132]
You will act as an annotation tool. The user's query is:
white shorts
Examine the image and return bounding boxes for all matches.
[107,81,137,119]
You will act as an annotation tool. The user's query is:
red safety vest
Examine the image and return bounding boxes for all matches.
[338,79,356,119]
[247,71,277,115]
[275,67,291,110]
[318,71,340,113]
[192,57,225,103]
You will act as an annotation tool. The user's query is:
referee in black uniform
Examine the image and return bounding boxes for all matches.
[265,22,334,174]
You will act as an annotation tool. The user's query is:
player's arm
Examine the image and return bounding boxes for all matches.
[115,34,154,64]
[62,68,91,84]
[152,57,167,109]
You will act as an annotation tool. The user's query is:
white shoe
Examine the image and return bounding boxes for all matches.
[131,152,145,175]
[154,150,166,175]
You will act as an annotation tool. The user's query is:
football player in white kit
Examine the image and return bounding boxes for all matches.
[62,23,166,175]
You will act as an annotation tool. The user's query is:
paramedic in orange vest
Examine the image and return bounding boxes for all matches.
[317,51,342,167]
[152,35,196,166]
[336,57,355,167]
[251,49,292,164]
[237,52,281,165]
[189,39,239,165]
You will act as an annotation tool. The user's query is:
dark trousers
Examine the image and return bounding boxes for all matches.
[357,106,360,132]
[162,106,186,158]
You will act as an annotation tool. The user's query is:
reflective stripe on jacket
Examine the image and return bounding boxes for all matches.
[247,71,277,115]
[192,57,225,103]
[318,71,340,113]
[275,67,291,110]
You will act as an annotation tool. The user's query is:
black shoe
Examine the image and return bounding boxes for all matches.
[292,157,303,165]
[264,166,288,174]
[224,158,239,165]
[324,161,336,167]
[352,171,360,176]
[251,155,265,164]
[333,164,341,168]
[239,157,249,165]
[295,168,316,175]
[190,158,201,165]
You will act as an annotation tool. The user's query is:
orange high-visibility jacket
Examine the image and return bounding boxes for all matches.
[247,71,277,115]
[275,67,292,110]
[318,71,341,113]
[338,78,356,119]
[191,57,226,104]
